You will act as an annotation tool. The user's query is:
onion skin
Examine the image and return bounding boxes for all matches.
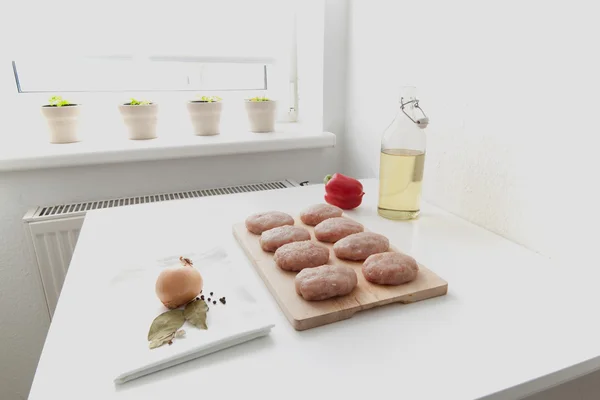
[155,263,203,309]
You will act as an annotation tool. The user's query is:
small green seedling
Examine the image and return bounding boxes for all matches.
[48,96,72,107]
[128,98,151,106]
[247,96,271,102]
[194,95,222,103]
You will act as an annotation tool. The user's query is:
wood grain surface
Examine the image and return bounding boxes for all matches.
[233,216,448,331]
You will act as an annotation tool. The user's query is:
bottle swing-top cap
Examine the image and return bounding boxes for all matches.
[400,97,429,129]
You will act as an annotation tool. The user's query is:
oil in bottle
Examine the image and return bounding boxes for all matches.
[378,149,425,220]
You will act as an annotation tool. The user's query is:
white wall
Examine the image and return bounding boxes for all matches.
[345,0,600,264]
[344,0,600,397]
[297,0,348,166]
[0,148,336,400]
[322,0,349,169]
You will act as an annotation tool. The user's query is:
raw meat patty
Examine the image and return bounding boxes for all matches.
[260,225,311,252]
[333,232,390,261]
[300,203,343,226]
[245,211,294,234]
[295,264,357,301]
[274,241,330,272]
[362,252,419,285]
[314,217,364,243]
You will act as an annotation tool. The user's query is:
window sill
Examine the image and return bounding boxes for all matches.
[0,124,335,172]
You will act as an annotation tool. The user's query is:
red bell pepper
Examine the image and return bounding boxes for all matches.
[323,173,364,210]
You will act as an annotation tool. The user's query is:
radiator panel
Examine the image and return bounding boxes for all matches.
[28,217,84,317]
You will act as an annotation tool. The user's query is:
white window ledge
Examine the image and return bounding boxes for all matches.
[0,124,335,172]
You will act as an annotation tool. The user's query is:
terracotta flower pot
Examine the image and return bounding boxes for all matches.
[187,101,223,136]
[41,104,81,144]
[118,103,158,140]
[245,100,276,133]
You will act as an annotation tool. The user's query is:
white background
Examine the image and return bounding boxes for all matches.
[3,0,600,398]
[344,0,600,266]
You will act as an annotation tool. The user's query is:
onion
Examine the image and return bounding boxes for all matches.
[155,257,203,309]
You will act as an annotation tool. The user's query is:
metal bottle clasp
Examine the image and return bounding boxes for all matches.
[401,98,429,129]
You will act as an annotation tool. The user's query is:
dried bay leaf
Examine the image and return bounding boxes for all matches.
[148,309,185,341]
[148,329,187,349]
[184,299,208,329]
[149,332,175,349]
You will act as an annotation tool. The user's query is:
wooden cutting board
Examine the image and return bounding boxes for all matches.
[233,217,448,331]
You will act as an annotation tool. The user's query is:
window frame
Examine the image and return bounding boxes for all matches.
[0,2,326,132]
[11,56,274,94]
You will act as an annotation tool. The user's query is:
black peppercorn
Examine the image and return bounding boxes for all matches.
[207,298,211,302]
[210,292,214,296]
[200,295,204,300]
[219,297,226,304]
[213,300,216,305]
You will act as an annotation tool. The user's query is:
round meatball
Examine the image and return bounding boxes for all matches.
[274,241,330,272]
[300,203,343,226]
[333,232,390,261]
[260,225,311,252]
[245,211,294,234]
[295,264,357,301]
[314,217,364,243]
[362,252,419,285]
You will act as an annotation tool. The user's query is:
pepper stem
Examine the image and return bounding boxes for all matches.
[323,174,333,185]
[179,256,193,267]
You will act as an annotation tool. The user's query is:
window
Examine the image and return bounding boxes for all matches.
[9,0,297,121]
[13,58,269,93]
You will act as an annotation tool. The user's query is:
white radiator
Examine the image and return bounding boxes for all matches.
[23,180,299,318]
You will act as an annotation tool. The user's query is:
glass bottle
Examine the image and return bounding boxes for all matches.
[378,86,428,220]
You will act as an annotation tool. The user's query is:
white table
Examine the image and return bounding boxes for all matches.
[29,180,600,400]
